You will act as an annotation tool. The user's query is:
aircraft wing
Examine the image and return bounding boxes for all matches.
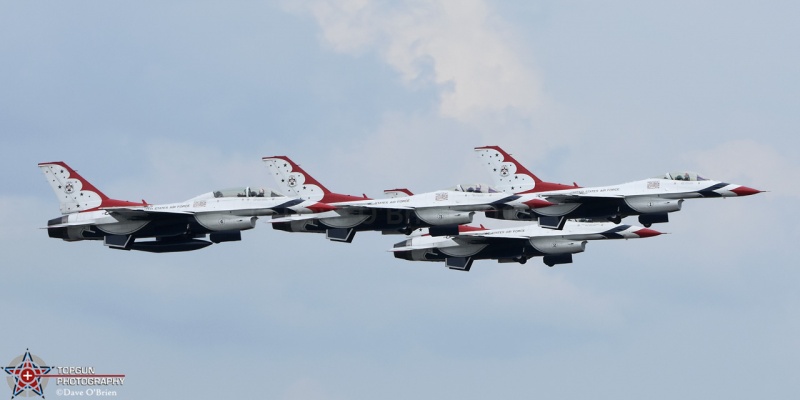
[268,210,344,223]
[542,192,624,203]
[451,234,529,244]
[102,207,193,220]
[389,240,461,252]
[331,194,521,211]
[332,202,415,210]
[389,234,527,252]
[267,203,467,222]
[43,208,182,228]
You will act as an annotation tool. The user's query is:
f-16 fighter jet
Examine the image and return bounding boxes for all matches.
[40,161,333,252]
[391,221,662,271]
[475,146,762,229]
[262,156,527,243]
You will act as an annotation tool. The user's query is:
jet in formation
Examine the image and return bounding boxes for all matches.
[474,146,762,229]
[262,156,527,242]
[39,161,332,252]
[392,221,662,271]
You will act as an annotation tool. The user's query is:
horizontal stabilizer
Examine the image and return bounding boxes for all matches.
[269,210,342,223]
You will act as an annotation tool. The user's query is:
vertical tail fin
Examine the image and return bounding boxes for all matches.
[262,156,331,201]
[262,156,369,203]
[474,146,542,193]
[474,146,579,193]
[38,161,144,214]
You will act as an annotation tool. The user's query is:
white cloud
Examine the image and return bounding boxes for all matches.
[285,0,584,182]
[295,0,545,121]
[326,112,485,193]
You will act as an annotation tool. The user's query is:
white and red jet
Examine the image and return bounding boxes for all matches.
[474,146,762,229]
[40,161,333,252]
[262,156,523,242]
[392,221,662,271]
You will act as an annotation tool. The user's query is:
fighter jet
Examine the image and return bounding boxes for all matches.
[391,221,662,271]
[474,146,762,229]
[262,156,525,242]
[39,161,333,252]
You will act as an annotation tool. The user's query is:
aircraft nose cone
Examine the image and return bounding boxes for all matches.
[635,228,662,238]
[730,186,761,196]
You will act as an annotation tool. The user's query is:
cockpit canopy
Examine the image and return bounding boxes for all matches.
[447,183,500,193]
[656,171,709,181]
[210,187,284,199]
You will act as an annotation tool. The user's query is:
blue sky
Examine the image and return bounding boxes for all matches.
[2,1,798,399]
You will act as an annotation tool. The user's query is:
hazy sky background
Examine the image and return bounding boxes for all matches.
[2,1,798,399]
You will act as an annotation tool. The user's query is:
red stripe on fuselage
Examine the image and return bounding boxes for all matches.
[321,193,373,203]
[517,181,582,193]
